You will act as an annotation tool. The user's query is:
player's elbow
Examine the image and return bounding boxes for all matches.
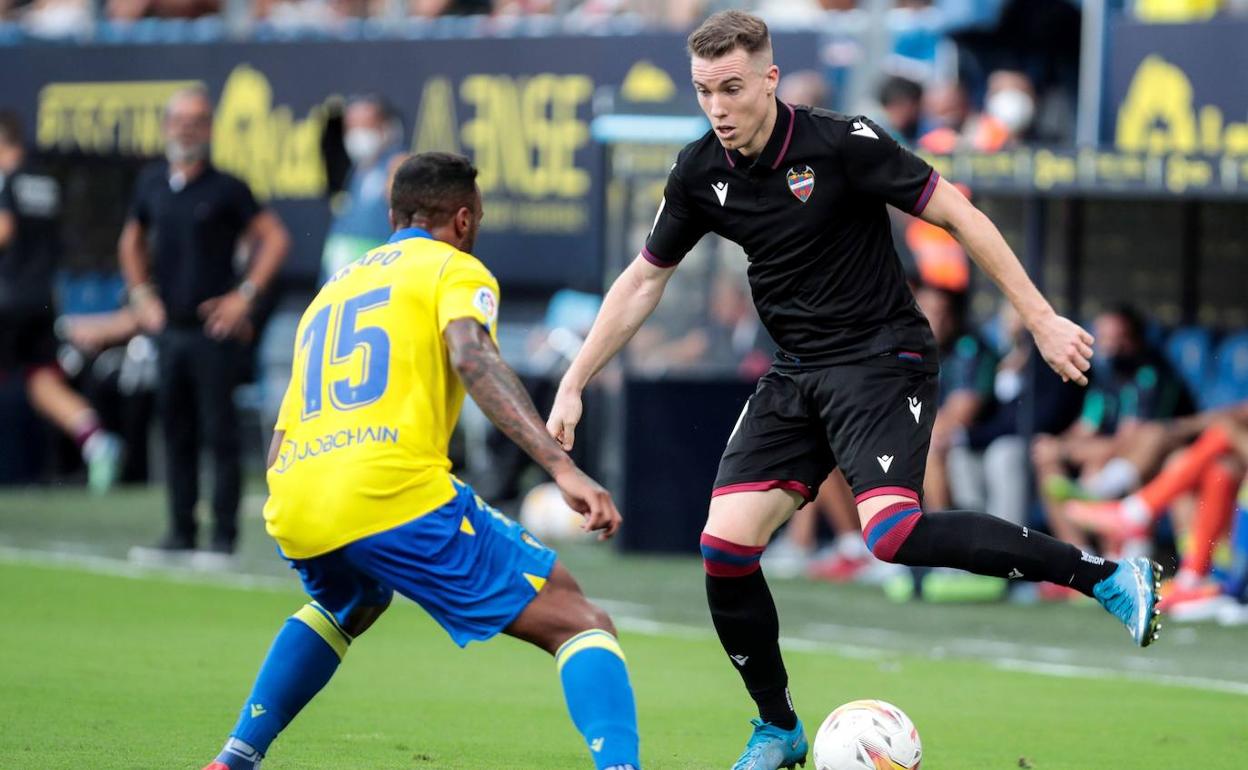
[943,202,991,243]
[447,342,474,379]
[628,256,673,305]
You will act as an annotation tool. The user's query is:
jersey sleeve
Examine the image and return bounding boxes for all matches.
[842,116,940,215]
[642,162,708,268]
[437,251,501,344]
[127,164,158,225]
[230,177,262,229]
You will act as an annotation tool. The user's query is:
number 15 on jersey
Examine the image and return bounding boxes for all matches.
[299,286,392,420]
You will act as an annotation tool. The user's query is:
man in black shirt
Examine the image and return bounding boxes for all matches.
[0,112,123,491]
[547,12,1162,768]
[119,87,290,557]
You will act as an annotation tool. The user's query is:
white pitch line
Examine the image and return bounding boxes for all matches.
[991,658,1248,697]
[2,545,1245,697]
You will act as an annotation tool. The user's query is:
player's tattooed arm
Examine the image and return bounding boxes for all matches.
[444,318,574,476]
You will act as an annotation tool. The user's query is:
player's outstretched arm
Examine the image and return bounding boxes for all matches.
[547,254,676,450]
[919,177,1095,386]
[445,318,621,539]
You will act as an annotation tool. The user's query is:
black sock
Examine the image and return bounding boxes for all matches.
[706,569,797,730]
[890,510,1117,596]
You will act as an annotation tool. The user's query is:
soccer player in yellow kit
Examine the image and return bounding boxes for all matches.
[203,153,640,770]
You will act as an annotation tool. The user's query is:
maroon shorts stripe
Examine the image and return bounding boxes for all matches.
[854,486,920,505]
[712,479,813,502]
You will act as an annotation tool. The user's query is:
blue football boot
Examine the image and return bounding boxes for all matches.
[731,718,808,770]
[1093,556,1163,647]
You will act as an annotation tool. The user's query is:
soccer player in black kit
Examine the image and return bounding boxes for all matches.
[547,11,1162,770]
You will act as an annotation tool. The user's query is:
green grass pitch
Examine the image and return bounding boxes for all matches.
[2,487,1247,768]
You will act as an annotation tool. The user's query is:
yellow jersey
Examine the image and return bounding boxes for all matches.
[264,228,500,559]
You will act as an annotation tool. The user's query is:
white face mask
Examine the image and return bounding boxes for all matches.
[986,89,1035,134]
[344,128,385,165]
[165,139,208,165]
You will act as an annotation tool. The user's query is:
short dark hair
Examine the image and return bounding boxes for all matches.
[687,10,771,60]
[390,152,478,227]
[349,93,400,128]
[1102,303,1146,342]
[0,111,24,148]
[878,75,923,107]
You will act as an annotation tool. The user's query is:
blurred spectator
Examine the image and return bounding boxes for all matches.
[108,0,219,20]
[493,0,554,15]
[1032,305,1196,551]
[321,96,406,281]
[254,0,379,28]
[407,0,489,17]
[118,87,290,559]
[753,0,856,25]
[8,0,91,37]
[777,69,831,111]
[917,80,972,154]
[1064,405,1248,614]
[632,272,774,380]
[965,69,1037,152]
[0,110,123,490]
[945,302,1084,528]
[876,75,923,146]
[914,283,998,510]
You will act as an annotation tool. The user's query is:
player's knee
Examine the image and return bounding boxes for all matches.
[861,500,924,563]
[546,597,616,654]
[700,532,765,577]
[583,601,616,637]
[340,595,392,638]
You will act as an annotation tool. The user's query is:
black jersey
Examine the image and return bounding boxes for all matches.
[645,99,940,368]
[129,162,261,326]
[0,161,61,316]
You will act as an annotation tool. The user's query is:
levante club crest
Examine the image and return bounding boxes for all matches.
[786,165,815,203]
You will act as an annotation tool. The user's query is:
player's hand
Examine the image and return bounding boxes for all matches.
[200,290,252,341]
[552,465,621,541]
[134,293,166,335]
[1030,311,1094,387]
[546,388,584,451]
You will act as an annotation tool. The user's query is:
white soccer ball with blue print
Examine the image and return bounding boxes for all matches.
[812,699,922,770]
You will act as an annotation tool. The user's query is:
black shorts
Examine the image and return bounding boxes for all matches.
[713,355,938,505]
[0,312,58,373]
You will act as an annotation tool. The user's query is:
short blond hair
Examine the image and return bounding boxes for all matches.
[687,10,771,61]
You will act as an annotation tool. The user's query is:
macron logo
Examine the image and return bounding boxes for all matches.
[590,737,605,753]
[1008,568,1024,579]
[850,121,878,139]
[250,703,267,718]
[877,455,894,473]
[908,396,922,424]
[730,654,749,667]
[712,181,729,206]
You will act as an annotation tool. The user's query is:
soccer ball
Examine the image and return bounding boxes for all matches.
[518,482,589,543]
[812,699,922,770]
